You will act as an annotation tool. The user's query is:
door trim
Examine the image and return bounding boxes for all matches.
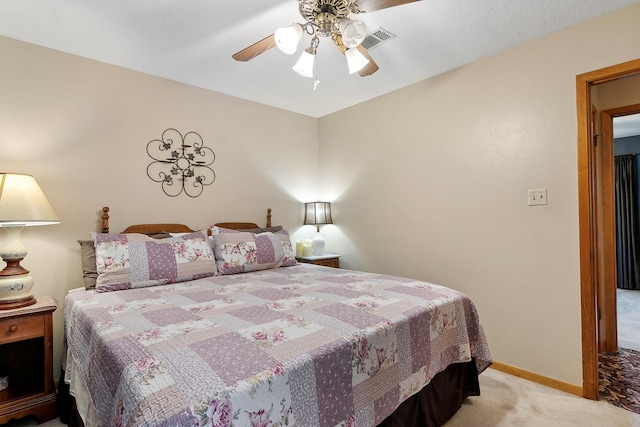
[577,58,640,400]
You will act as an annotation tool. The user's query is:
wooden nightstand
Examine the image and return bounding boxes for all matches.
[296,253,340,268]
[0,296,57,424]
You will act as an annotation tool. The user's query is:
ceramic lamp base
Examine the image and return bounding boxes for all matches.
[312,234,325,255]
[0,273,36,310]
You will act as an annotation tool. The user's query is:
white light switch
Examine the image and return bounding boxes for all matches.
[528,189,548,206]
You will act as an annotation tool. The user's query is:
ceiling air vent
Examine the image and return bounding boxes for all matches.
[361,27,396,50]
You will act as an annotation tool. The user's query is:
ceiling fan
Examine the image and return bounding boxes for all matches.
[232,0,421,81]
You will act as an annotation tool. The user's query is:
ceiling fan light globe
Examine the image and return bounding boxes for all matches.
[275,23,303,55]
[338,18,366,48]
[293,48,316,78]
[345,47,369,74]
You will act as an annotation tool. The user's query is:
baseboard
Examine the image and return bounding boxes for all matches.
[490,360,584,397]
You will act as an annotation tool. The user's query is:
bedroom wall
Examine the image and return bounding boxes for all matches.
[318,4,640,387]
[0,36,320,379]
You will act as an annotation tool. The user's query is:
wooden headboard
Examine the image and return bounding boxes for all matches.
[99,207,272,235]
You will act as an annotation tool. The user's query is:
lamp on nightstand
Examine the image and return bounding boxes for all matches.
[0,173,59,309]
[303,201,333,255]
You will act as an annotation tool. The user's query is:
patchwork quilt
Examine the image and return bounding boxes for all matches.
[64,264,491,427]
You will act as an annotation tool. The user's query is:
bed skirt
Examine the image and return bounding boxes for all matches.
[57,359,480,427]
[378,360,480,427]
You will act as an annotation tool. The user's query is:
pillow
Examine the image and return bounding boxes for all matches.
[238,226,284,234]
[77,232,178,290]
[91,230,216,292]
[210,226,296,275]
[78,240,98,290]
[150,232,173,239]
[206,227,282,257]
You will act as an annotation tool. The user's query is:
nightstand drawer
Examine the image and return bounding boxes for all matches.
[0,314,44,345]
[296,254,340,268]
[311,258,339,268]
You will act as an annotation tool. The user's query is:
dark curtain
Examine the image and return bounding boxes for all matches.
[615,154,640,289]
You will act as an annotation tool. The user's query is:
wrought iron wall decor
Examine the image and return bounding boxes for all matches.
[146,128,216,198]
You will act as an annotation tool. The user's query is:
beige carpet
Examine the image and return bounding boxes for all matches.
[446,368,640,426]
[2,368,640,427]
[617,289,640,352]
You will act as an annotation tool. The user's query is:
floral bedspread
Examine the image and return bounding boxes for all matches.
[64,264,491,427]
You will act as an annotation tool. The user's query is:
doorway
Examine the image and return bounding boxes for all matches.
[611,114,640,349]
[577,59,640,400]
[600,106,640,355]
[597,109,640,412]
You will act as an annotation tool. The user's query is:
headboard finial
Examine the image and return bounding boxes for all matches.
[101,207,110,233]
[267,208,272,228]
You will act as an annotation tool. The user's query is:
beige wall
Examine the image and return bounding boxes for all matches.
[319,4,640,386]
[0,36,320,378]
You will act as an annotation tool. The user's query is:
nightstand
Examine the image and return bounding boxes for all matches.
[0,296,57,424]
[296,253,340,268]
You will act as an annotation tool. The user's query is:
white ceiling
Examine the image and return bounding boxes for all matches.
[1,0,640,118]
[614,114,640,139]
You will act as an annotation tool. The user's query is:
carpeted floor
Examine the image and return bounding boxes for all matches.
[446,368,640,426]
[617,289,640,352]
[599,347,640,415]
[597,288,640,416]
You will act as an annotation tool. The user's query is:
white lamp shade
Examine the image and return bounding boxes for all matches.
[345,48,369,74]
[275,24,303,55]
[0,173,59,226]
[338,18,366,48]
[292,48,316,78]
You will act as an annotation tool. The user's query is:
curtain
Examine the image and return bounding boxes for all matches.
[615,154,640,289]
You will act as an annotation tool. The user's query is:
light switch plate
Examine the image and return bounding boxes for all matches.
[528,189,548,206]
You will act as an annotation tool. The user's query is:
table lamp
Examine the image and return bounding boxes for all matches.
[0,173,59,309]
[303,201,333,255]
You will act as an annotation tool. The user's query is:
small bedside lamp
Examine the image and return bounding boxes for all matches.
[0,173,59,309]
[303,201,333,255]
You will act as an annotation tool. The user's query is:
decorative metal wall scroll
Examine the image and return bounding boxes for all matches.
[146,128,216,198]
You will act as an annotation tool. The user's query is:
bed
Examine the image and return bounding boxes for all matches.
[60,207,491,427]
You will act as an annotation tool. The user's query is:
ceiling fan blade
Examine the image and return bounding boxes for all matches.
[355,0,420,13]
[356,45,379,77]
[232,34,276,62]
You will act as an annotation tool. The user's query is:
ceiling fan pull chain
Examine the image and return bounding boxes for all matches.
[313,35,320,91]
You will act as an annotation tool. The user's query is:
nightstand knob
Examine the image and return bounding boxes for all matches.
[8,325,17,333]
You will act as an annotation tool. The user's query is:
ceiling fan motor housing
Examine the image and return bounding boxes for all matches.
[299,0,355,37]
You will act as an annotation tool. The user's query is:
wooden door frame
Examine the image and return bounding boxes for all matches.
[577,58,640,399]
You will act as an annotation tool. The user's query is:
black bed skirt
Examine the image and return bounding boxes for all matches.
[378,360,480,427]
[58,360,480,427]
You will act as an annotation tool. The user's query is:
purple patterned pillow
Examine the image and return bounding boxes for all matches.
[91,230,215,292]
[210,226,297,275]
